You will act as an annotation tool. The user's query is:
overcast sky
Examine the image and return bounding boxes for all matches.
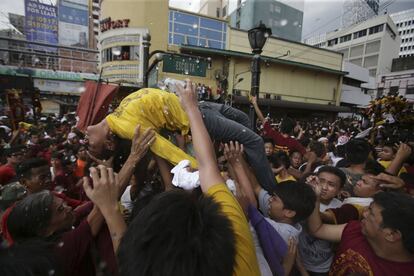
[1,0,413,39]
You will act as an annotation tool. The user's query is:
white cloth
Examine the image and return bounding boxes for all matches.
[343,197,373,207]
[120,185,134,212]
[249,224,273,276]
[225,179,236,196]
[171,160,200,190]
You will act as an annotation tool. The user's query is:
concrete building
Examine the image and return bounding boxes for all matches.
[198,0,230,19]
[342,0,379,28]
[229,0,304,42]
[340,61,372,111]
[89,0,101,49]
[306,15,400,78]
[377,56,414,100]
[390,9,414,57]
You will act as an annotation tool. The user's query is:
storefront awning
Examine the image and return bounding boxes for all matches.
[232,96,351,113]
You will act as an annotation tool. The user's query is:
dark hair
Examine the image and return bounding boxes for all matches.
[5,145,26,157]
[263,137,274,146]
[317,166,347,188]
[273,181,316,224]
[373,192,414,254]
[364,160,385,176]
[382,142,398,154]
[118,190,236,276]
[345,139,371,165]
[16,158,49,179]
[275,151,290,169]
[309,141,326,158]
[280,117,296,135]
[7,191,54,242]
[0,239,62,276]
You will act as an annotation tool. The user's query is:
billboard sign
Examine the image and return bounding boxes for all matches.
[24,0,58,51]
[58,0,89,48]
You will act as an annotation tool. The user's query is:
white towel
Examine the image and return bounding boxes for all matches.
[171,160,200,190]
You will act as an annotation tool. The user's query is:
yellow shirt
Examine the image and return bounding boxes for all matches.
[106,88,198,168]
[378,160,407,176]
[207,184,260,276]
[276,174,297,183]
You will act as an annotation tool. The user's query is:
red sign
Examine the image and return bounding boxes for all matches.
[100,17,130,33]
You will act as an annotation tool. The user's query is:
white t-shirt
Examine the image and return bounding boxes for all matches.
[298,198,343,273]
[249,224,273,276]
[120,185,134,212]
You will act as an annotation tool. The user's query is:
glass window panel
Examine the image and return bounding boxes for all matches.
[208,40,222,49]
[200,28,222,41]
[174,12,198,25]
[169,33,172,44]
[169,22,172,32]
[174,23,198,35]
[173,34,184,45]
[200,18,222,31]
[198,38,206,47]
[187,36,198,46]
[169,11,173,20]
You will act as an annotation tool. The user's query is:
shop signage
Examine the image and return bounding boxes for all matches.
[100,17,130,33]
[0,66,98,82]
[162,56,207,77]
[34,79,85,94]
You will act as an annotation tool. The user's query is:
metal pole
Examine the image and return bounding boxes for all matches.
[249,54,261,131]
[142,33,151,88]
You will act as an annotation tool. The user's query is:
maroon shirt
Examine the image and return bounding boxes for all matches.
[263,121,306,155]
[0,164,16,185]
[329,221,414,275]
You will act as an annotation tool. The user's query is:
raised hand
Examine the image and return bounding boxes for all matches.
[130,125,156,163]
[224,141,244,165]
[175,79,198,112]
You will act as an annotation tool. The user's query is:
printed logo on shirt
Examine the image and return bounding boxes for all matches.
[329,248,373,276]
[274,145,290,154]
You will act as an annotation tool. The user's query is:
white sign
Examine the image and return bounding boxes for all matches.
[34,79,85,95]
[59,21,89,48]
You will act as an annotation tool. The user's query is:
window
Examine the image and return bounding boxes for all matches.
[402,38,405,43]
[369,24,383,35]
[353,29,367,39]
[369,68,377,77]
[401,47,404,51]
[364,55,378,67]
[377,88,384,97]
[407,85,414,94]
[327,38,338,46]
[410,37,413,42]
[216,8,220,18]
[399,31,402,35]
[390,86,399,95]
[365,40,381,54]
[350,45,364,57]
[409,21,412,26]
[340,34,352,43]
[350,58,362,66]
[274,5,281,13]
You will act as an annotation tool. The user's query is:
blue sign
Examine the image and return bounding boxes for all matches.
[25,0,58,51]
[59,5,89,26]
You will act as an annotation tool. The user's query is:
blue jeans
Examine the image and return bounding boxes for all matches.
[199,102,276,192]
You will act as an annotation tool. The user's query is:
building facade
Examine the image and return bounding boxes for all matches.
[342,0,379,28]
[198,0,230,19]
[229,0,303,42]
[390,9,414,57]
[340,61,372,109]
[306,15,400,78]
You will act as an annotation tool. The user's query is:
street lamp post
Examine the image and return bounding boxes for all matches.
[247,23,271,131]
[142,33,151,87]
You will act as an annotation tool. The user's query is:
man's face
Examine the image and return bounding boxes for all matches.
[318,172,342,202]
[85,124,109,158]
[8,151,24,165]
[361,202,384,239]
[31,135,40,144]
[264,142,274,156]
[47,196,75,234]
[354,174,380,198]
[290,152,302,169]
[378,146,395,161]
[23,165,53,193]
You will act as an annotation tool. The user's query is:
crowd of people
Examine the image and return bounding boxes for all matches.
[0,79,413,276]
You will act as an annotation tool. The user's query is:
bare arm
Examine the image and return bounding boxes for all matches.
[83,166,127,253]
[250,96,266,123]
[385,143,411,176]
[154,155,173,191]
[305,176,345,242]
[176,80,223,192]
[116,126,155,198]
[224,142,257,208]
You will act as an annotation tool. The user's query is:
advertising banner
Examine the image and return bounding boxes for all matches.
[24,0,58,51]
[58,0,89,48]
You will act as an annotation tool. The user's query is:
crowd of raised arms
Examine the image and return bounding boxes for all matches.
[0,79,413,276]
